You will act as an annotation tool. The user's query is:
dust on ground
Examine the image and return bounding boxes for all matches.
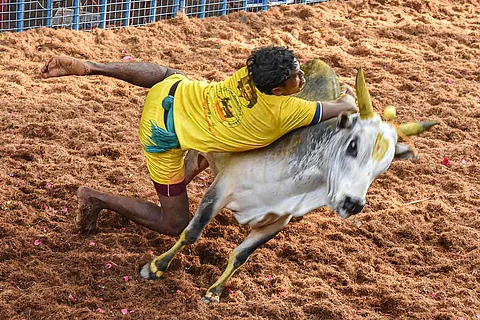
[0,0,479,319]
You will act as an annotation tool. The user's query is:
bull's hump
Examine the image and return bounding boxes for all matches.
[296,59,342,102]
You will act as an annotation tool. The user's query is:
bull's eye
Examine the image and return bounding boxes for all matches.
[346,138,358,157]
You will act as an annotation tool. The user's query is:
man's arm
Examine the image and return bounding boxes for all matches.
[41,56,184,88]
[320,93,357,122]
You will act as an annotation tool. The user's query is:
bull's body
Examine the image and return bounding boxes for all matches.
[203,116,365,227]
[206,123,335,227]
[140,60,435,303]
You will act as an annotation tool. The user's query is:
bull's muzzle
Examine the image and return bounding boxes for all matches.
[343,196,365,215]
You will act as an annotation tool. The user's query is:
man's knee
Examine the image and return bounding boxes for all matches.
[157,188,190,236]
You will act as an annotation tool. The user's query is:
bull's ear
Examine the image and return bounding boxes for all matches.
[336,112,355,129]
[394,143,418,160]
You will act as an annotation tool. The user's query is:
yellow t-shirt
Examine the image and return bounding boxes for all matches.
[173,67,320,152]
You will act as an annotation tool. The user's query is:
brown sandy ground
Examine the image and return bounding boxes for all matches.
[0,0,479,319]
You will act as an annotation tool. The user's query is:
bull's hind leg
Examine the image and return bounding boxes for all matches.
[202,214,292,303]
[139,184,224,280]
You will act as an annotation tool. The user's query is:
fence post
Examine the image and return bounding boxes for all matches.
[199,0,205,18]
[73,0,80,30]
[100,0,107,29]
[45,0,53,27]
[172,0,178,17]
[221,0,227,15]
[16,0,25,31]
[149,0,156,23]
[124,0,131,27]
[262,0,268,11]
[179,0,185,14]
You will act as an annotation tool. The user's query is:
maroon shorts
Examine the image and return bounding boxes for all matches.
[153,179,186,197]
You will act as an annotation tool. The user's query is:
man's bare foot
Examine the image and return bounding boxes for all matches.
[76,187,103,234]
[41,56,91,79]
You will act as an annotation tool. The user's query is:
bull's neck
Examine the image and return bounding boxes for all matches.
[286,118,338,179]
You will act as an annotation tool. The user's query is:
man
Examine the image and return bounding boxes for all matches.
[41,46,357,236]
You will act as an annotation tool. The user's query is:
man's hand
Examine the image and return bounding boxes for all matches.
[41,56,90,78]
[336,91,358,114]
[342,83,356,100]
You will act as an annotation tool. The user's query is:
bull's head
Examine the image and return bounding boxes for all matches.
[323,67,437,219]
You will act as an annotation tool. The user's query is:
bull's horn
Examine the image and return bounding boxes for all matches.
[356,67,375,120]
[397,120,438,138]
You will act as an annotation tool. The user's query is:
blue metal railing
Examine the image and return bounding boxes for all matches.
[1,0,327,33]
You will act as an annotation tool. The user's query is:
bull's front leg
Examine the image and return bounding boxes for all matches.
[139,186,223,280]
[202,214,292,303]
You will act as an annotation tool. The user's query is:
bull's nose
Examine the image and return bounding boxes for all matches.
[343,196,364,215]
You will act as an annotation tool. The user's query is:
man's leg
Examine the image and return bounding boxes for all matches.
[41,56,184,88]
[76,187,190,236]
[76,151,209,236]
[184,150,209,183]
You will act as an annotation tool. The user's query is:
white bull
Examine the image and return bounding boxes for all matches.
[140,60,437,303]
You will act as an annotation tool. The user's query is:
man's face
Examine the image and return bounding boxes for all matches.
[278,59,305,95]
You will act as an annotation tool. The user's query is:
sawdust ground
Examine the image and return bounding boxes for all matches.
[0,0,479,319]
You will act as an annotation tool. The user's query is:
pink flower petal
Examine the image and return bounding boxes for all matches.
[105,263,112,269]
[266,275,273,280]
[68,294,76,302]
[445,79,454,84]
[121,49,128,54]
[431,293,437,298]
[122,55,134,61]
[121,308,128,315]
[461,159,466,165]
[43,204,50,211]
[62,207,68,213]
[123,276,129,282]
[89,241,96,246]
[120,227,126,233]
[476,315,480,319]
[442,157,451,167]
[227,288,234,295]
[176,289,184,295]
[96,308,104,313]
[34,239,40,246]
[45,183,53,189]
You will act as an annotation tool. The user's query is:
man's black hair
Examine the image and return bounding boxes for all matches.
[246,46,296,95]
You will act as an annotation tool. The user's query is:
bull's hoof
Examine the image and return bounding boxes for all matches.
[139,259,163,280]
[202,292,220,304]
